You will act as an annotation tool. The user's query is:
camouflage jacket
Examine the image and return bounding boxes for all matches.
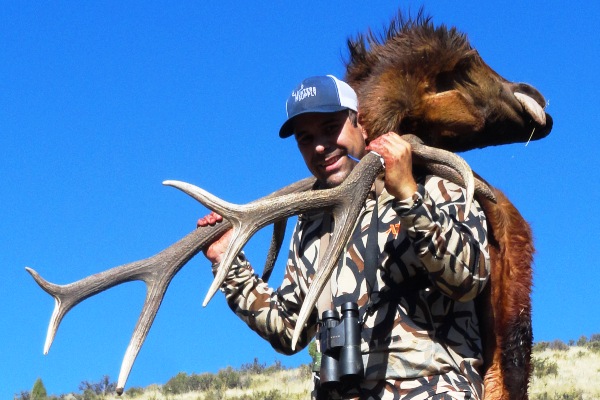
[216,175,490,399]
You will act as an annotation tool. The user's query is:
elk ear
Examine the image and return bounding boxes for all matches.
[421,90,485,136]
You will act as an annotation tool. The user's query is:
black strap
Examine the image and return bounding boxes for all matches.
[360,194,379,323]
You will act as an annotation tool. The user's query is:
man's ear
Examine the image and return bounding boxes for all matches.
[357,112,368,141]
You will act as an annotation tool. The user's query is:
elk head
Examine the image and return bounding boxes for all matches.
[345,12,552,152]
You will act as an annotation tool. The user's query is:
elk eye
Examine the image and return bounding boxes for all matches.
[435,71,456,92]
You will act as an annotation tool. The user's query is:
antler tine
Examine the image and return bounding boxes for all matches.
[262,219,288,282]
[403,134,476,215]
[161,181,278,306]
[291,152,384,350]
[423,162,497,203]
[25,267,77,354]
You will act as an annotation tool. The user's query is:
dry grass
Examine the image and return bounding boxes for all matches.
[87,346,600,400]
[529,346,600,400]
[130,369,311,400]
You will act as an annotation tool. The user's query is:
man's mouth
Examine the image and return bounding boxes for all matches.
[320,155,343,171]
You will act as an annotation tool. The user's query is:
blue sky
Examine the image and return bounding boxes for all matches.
[2,2,599,398]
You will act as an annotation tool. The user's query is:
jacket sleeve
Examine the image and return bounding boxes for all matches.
[393,176,490,302]
[212,234,318,354]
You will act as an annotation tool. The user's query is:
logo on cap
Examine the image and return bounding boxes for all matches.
[292,84,317,103]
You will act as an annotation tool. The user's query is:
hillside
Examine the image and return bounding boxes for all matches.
[529,345,600,399]
[17,343,600,399]
[136,368,312,400]
[131,346,600,400]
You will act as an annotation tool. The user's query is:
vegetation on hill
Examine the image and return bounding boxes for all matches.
[15,358,312,400]
[16,335,600,400]
[529,334,600,400]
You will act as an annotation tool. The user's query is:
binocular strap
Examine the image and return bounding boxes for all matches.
[360,183,381,324]
[316,213,334,316]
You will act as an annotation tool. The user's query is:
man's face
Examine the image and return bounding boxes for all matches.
[293,111,367,188]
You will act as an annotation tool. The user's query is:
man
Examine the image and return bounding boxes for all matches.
[198,75,490,399]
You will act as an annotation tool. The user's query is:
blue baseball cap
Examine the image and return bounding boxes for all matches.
[279,75,358,138]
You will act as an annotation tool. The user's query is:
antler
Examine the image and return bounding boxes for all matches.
[167,139,488,351]
[28,136,490,393]
[26,176,315,395]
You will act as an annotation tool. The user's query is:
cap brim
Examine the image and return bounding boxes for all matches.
[278,106,350,138]
[278,120,296,138]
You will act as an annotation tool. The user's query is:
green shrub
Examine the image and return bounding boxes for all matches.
[124,386,144,397]
[204,388,224,400]
[549,339,569,351]
[264,360,285,374]
[14,391,31,400]
[162,372,192,395]
[586,340,600,353]
[533,341,550,352]
[298,363,313,380]
[241,357,266,374]
[77,375,116,398]
[31,378,47,400]
[190,372,216,391]
[308,340,318,366]
[161,372,205,396]
[532,357,558,378]
[230,389,286,400]
[576,335,588,346]
[163,371,216,392]
[534,340,570,352]
[531,388,584,400]
[216,366,249,390]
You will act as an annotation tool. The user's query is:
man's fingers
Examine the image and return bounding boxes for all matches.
[196,212,223,228]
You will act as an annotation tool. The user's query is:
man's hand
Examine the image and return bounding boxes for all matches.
[197,211,232,264]
[197,212,223,227]
[367,132,418,200]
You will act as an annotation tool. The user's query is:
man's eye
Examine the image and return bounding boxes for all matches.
[326,124,340,134]
[296,135,312,145]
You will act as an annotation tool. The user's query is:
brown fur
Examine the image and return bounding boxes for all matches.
[477,189,534,400]
[345,11,552,152]
[344,11,550,399]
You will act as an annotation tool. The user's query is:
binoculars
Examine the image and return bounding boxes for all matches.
[318,302,364,388]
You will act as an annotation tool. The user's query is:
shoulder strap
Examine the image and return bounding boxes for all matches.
[360,181,383,322]
[316,213,333,317]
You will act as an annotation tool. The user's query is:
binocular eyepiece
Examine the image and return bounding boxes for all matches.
[318,302,364,388]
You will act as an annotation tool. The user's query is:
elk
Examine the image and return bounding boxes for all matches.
[27,12,551,399]
[343,13,551,399]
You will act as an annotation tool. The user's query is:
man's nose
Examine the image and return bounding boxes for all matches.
[314,136,332,154]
